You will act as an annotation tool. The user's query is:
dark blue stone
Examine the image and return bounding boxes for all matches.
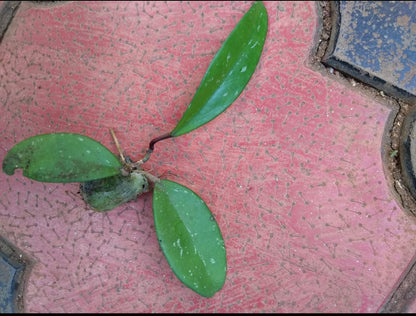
[323,1,416,102]
[0,237,29,313]
[0,256,22,313]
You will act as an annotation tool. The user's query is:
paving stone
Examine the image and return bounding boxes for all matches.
[0,236,29,313]
[1,1,416,313]
[0,1,20,42]
[323,1,416,102]
[399,106,416,200]
[0,256,16,313]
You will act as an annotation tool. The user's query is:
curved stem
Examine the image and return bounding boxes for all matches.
[139,170,161,184]
[148,132,173,151]
[131,132,173,168]
[110,128,126,164]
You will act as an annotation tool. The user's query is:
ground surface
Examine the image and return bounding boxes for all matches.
[1,1,416,313]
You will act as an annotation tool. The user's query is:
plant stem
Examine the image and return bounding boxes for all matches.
[110,128,127,165]
[149,132,173,151]
[132,132,172,168]
[139,170,161,183]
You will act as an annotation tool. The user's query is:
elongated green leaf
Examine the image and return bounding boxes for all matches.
[153,179,226,297]
[3,133,122,183]
[170,1,268,137]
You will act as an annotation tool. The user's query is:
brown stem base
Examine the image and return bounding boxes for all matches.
[131,132,173,168]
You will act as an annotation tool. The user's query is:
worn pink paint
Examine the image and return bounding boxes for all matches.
[0,1,415,312]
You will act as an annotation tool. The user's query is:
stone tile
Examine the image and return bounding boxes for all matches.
[0,1,20,42]
[323,1,416,102]
[0,235,29,313]
[1,1,416,312]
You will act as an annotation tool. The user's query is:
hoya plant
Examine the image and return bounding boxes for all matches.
[2,1,267,298]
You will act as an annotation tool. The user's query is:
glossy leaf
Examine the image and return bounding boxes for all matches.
[153,179,227,297]
[170,1,268,137]
[3,133,122,183]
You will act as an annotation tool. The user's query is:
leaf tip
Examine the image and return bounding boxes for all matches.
[2,152,21,176]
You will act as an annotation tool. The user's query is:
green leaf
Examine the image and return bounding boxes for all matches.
[153,179,227,297]
[3,133,122,183]
[170,1,268,137]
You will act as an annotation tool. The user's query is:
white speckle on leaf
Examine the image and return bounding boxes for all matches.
[175,238,183,257]
[241,66,247,73]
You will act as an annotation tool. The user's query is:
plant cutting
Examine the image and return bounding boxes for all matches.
[2,1,267,297]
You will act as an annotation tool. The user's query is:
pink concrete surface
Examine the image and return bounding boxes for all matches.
[1,1,415,312]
